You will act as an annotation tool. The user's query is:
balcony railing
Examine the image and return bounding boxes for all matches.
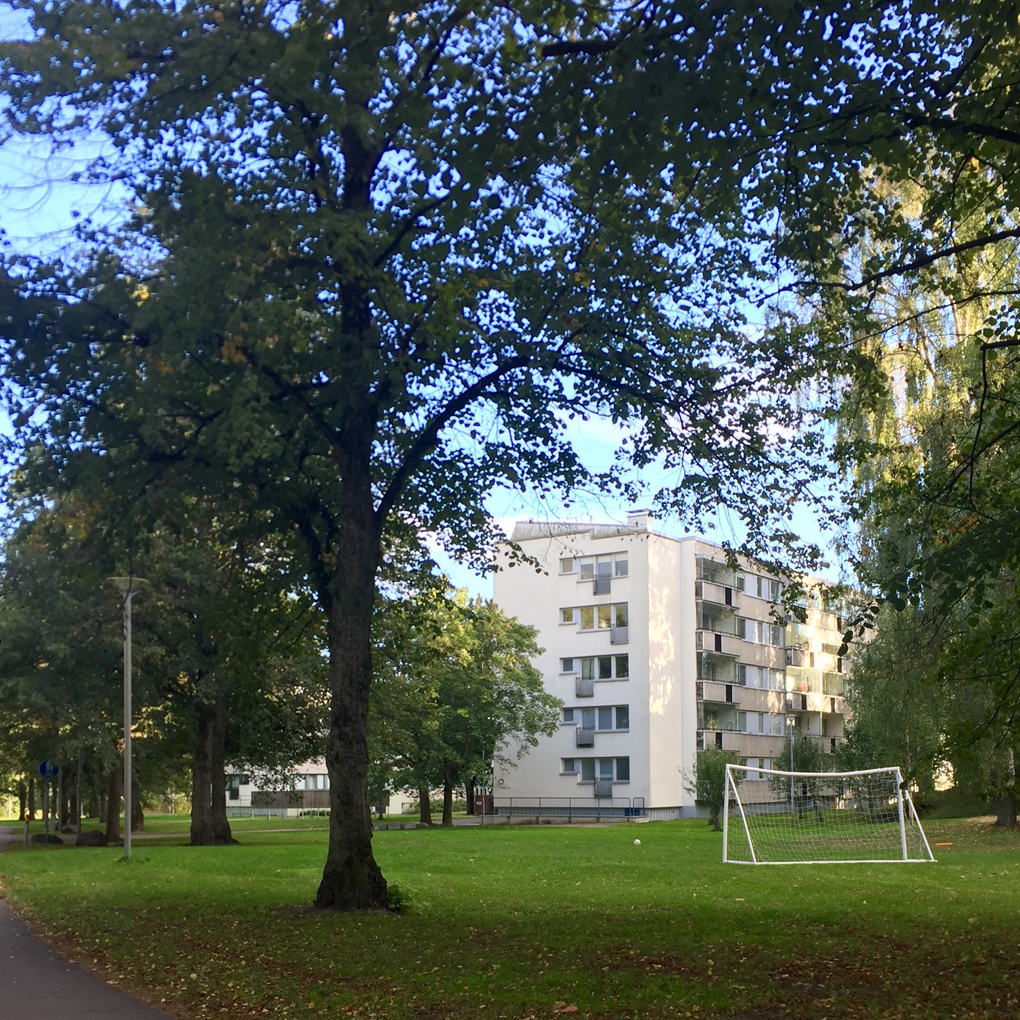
[576,727,595,747]
[697,631,742,656]
[697,652,736,683]
[696,612,739,636]
[253,789,330,809]
[695,580,737,607]
[575,675,594,698]
[822,673,846,697]
[593,779,614,798]
[696,558,738,587]
[492,795,645,820]
[610,625,628,645]
[593,576,611,595]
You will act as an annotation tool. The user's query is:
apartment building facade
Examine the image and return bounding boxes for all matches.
[492,513,850,818]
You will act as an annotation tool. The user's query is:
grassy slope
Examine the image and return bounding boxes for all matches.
[1,818,1018,1020]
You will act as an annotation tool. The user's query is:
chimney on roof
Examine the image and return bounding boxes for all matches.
[627,509,651,531]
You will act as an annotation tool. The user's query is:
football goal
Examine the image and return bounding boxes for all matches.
[723,764,935,864]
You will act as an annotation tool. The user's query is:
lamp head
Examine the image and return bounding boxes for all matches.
[108,576,148,596]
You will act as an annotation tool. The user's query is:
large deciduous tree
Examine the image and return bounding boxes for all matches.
[0,2,810,909]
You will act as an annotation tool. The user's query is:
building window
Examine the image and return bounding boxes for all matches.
[742,575,782,601]
[560,557,575,574]
[562,758,578,773]
[742,619,785,647]
[568,705,630,731]
[571,603,628,632]
[575,757,630,782]
[577,553,628,580]
[573,654,629,680]
[741,757,771,780]
[739,664,785,690]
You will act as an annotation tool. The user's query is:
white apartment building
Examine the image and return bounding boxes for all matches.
[492,513,850,819]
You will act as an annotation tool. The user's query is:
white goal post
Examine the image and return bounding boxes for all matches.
[723,764,935,864]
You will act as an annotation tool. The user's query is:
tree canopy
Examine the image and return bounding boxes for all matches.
[371,587,558,825]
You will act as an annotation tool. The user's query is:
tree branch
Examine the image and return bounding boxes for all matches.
[800,227,1020,293]
[374,354,540,526]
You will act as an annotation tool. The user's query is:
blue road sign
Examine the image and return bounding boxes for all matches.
[38,759,59,781]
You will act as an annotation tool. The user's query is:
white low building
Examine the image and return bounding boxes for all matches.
[225,762,409,817]
[492,513,850,820]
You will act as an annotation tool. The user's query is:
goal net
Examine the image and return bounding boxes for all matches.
[723,764,934,864]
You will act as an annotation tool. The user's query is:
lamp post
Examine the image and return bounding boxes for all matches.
[110,576,145,858]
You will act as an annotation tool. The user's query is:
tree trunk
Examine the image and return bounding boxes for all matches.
[418,787,433,825]
[190,699,215,845]
[131,777,145,832]
[442,774,454,827]
[314,485,388,911]
[209,694,236,844]
[61,783,72,828]
[17,780,26,823]
[995,793,1018,828]
[465,778,476,815]
[27,776,35,821]
[105,768,121,843]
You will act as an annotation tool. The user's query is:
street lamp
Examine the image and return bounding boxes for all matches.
[109,576,146,858]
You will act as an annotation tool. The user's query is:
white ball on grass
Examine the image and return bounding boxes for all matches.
[633,838,641,845]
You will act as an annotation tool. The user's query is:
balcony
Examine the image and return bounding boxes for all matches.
[576,727,595,748]
[696,631,743,657]
[822,672,846,697]
[698,706,741,732]
[610,625,628,645]
[786,647,808,667]
[593,779,613,798]
[697,652,736,683]
[785,693,809,712]
[695,579,738,608]
[787,666,820,693]
[575,675,594,698]
[696,609,739,635]
[593,576,611,595]
[697,681,733,705]
[696,557,738,588]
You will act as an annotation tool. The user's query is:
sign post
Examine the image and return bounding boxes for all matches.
[38,760,59,839]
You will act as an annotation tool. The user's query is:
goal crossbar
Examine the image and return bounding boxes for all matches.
[723,764,935,865]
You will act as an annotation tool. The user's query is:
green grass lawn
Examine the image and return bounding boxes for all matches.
[2,817,1019,1020]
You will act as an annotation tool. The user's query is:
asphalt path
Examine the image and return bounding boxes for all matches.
[0,826,169,1018]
